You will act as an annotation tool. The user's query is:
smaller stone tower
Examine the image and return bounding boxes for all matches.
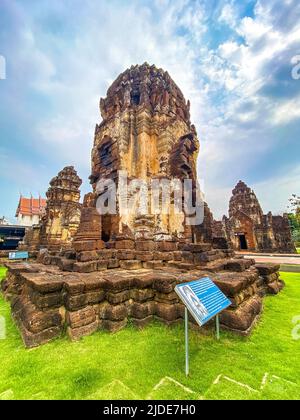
[38,166,82,251]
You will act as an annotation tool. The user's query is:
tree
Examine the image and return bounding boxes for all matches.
[288,195,300,248]
[288,194,300,222]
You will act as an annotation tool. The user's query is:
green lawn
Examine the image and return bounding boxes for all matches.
[0,267,300,400]
[297,248,300,254]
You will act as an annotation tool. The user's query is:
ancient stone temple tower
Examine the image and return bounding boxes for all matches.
[229,181,263,226]
[34,166,82,251]
[218,181,295,253]
[74,63,199,252]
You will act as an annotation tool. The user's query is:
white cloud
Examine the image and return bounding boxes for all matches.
[218,2,237,28]
[253,165,300,215]
[272,96,300,124]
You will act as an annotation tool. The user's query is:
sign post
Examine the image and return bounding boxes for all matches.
[185,307,189,376]
[216,314,220,340]
[175,277,231,376]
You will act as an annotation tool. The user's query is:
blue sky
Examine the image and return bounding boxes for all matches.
[0,0,299,221]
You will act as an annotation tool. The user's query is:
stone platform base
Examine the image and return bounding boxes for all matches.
[1,258,284,348]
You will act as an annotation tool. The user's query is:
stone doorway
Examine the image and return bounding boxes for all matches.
[238,234,248,250]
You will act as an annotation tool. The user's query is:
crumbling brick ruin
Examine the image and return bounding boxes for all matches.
[19,166,82,253]
[214,181,295,253]
[1,64,284,347]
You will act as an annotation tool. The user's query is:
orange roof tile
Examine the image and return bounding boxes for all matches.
[16,197,46,217]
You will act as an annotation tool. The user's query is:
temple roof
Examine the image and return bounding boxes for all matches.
[16,196,46,217]
[232,180,251,195]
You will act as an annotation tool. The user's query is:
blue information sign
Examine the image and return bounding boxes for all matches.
[175,277,231,327]
[9,251,29,260]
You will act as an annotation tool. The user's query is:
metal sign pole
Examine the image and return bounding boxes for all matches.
[185,307,189,377]
[216,314,220,340]
[176,277,231,376]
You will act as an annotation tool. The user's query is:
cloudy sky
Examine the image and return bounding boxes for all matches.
[0,0,299,221]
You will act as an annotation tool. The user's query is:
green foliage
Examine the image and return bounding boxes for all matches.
[288,195,300,224]
[0,267,6,278]
[288,213,300,247]
[0,268,300,400]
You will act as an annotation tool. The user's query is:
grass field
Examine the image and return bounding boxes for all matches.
[0,266,300,400]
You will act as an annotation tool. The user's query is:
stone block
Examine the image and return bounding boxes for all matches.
[23,273,64,294]
[97,249,114,259]
[81,275,107,291]
[156,241,178,252]
[155,291,179,304]
[103,303,128,321]
[135,252,154,262]
[142,261,164,269]
[73,261,98,273]
[153,251,173,261]
[86,290,105,305]
[58,258,75,272]
[15,300,63,334]
[119,260,142,270]
[255,263,280,275]
[219,296,262,333]
[115,240,135,250]
[103,273,132,291]
[263,273,279,284]
[19,324,62,348]
[67,320,99,341]
[225,259,254,272]
[107,259,120,269]
[64,278,85,294]
[136,241,155,251]
[172,251,182,261]
[130,301,155,319]
[66,306,96,329]
[102,318,127,333]
[77,251,99,262]
[130,288,154,302]
[181,251,194,263]
[155,303,178,321]
[97,260,108,271]
[213,272,257,297]
[106,290,130,304]
[153,277,174,294]
[73,241,98,252]
[65,294,87,311]
[30,290,63,309]
[117,250,136,260]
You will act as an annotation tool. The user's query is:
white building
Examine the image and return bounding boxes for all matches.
[15,196,46,227]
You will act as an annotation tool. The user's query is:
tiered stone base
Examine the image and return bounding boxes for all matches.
[38,241,235,273]
[1,257,284,348]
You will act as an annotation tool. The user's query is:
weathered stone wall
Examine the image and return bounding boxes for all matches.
[42,239,235,274]
[1,256,284,347]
